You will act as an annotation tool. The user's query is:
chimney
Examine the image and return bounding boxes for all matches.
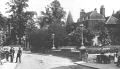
[80,9,85,21]
[100,5,105,17]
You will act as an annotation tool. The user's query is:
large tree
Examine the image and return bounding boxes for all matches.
[7,0,36,45]
[39,0,66,27]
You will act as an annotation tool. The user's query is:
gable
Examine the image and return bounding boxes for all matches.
[106,16,118,24]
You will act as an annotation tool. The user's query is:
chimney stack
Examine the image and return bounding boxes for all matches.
[100,5,105,17]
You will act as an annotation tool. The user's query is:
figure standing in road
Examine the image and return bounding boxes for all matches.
[10,47,14,62]
[12,48,15,58]
[16,47,22,63]
[5,49,9,61]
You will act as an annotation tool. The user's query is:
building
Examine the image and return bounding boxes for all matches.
[77,5,120,46]
[78,6,106,35]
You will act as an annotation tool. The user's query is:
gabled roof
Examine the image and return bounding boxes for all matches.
[89,10,105,20]
[106,16,118,24]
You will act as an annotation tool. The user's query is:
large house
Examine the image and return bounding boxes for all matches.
[78,6,106,35]
[66,5,120,46]
[77,5,120,45]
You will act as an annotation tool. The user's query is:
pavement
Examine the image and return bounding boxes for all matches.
[0,53,26,69]
[0,62,17,69]
[1,52,120,69]
[74,61,120,69]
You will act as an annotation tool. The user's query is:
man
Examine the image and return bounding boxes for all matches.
[12,48,15,58]
[16,47,22,63]
[10,47,14,62]
[5,49,9,61]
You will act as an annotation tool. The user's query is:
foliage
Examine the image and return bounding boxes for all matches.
[30,29,49,51]
[66,23,77,34]
[48,23,67,47]
[69,25,93,46]
[7,0,29,37]
[66,11,74,25]
[30,23,67,51]
[39,0,66,27]
[0,14,7,30]
[6,0,36,44]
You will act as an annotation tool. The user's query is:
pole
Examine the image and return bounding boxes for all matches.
[52,34,56,49]
[81,25,84,46]
[79,24,86,49]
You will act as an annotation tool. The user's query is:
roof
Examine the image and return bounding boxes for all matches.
[89,10,105,20]
[106,16,118,24]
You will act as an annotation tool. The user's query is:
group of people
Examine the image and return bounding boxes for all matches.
[1,47,22,64]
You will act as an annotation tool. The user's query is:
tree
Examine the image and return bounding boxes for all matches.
[0,13,7,30]
[40,0,66,27]
[48,23,67,47]
[6,0,36,45]
[66,11,74,25]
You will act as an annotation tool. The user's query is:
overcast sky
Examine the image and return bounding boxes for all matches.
[0,0,120,22]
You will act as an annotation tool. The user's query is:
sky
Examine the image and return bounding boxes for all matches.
[0,0,120,22]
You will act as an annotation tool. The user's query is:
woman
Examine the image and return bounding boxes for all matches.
[114,51,118,64]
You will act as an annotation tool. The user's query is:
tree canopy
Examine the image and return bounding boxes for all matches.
[39,0,66,28]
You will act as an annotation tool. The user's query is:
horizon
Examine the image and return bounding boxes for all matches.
[0,0,120,22]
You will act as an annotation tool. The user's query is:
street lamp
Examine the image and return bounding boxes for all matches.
[52,33,56,49]
[79,24,86,50]
[23,36,26,48]
[79,24,86,61]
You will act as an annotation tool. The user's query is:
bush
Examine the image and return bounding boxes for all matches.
[29,23,67,52]
[30,29,50,52]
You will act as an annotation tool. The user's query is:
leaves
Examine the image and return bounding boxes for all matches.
[7,0,37,38]
[38,0,66,27]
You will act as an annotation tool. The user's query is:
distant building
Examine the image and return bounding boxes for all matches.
[78,6,106,35]
[76,5,120,45]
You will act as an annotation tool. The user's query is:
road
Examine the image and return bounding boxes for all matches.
[15,53,80,69]
[15,53,97,69]
[16,52,120,69]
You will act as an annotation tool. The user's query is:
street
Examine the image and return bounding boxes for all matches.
[15,52,98,69]
[15,53,76,69]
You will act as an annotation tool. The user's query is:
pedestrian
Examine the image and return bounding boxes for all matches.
[12,48,15,58]
[9,47,14,62]
[5,49,9,61]
[16,47,22,63]
[84,50,88,62]
[0,48,3,65]
[114,51,118,64]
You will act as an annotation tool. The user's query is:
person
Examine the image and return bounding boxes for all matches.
[114,51,118,64]
[5,49,9,61]
[16,47,22,63]
[12,48,15,58]
[9,47,14,62]
[0,48,3,65]
[84,51,88,62]
[117,51,120,66]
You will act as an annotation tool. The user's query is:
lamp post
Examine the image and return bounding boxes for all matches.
[79,24,86,49]
[79,24,86,61]
[23,35,26,48]
[52,33,56,49]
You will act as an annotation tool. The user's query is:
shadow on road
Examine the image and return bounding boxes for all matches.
[51,65,98,69]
